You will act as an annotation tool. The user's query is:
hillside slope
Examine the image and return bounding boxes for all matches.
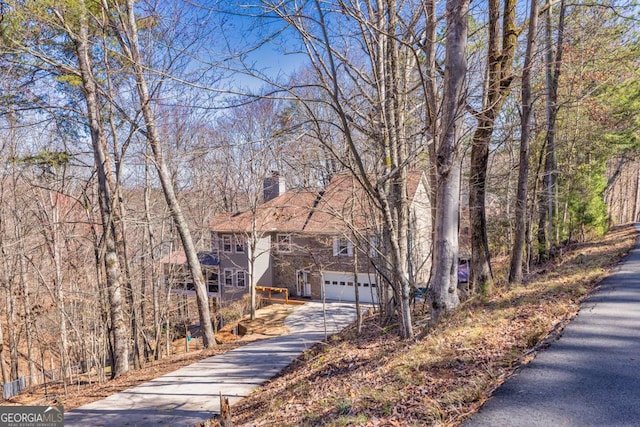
[225,225,637,427]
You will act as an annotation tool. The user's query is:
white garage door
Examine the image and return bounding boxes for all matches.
[321,271,379,304]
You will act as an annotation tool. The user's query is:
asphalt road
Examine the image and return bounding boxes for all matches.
[64,301,357,427]
[462,225,640,427]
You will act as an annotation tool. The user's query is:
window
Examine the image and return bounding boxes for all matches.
[276,234,291,252]
[236,270,247,288]
[222,235,232,253]
[333,237,353,257]
[235,235,245,253]
[224,269,234,287]
[206,270,219,293]
[369,236,380,258]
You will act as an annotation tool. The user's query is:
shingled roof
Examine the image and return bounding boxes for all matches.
[210,171,426,235]
[159,251,220,265]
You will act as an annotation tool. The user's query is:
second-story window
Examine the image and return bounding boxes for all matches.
[222,235,233,253]
[235,235,245,253]
[333,237,353,257]
[276,234,291,252]
[369,236,380,258]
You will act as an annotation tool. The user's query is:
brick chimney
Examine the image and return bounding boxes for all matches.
[263,171,286,202]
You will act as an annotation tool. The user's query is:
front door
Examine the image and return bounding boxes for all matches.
[296,270,311,297]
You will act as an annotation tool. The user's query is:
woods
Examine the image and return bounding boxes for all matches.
[0,0,638,400]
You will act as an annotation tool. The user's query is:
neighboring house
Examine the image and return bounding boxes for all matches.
[205,171,432,305]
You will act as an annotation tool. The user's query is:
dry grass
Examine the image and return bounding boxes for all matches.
[227,224,638,426]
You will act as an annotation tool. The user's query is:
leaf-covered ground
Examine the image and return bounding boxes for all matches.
[223,225,637,427]
[6,303,293,409]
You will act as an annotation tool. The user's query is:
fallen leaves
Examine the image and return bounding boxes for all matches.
[226,224,637,426]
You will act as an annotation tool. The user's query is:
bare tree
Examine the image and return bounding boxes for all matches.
[468,0,518,295]
[537,0,566,259]
[59,4,130,377]
[509,0,540,284]
[0,323,7,384]
[103,0,217,347]
[221,98,285,320]
[429,0,470,319]
[261,0,433,339]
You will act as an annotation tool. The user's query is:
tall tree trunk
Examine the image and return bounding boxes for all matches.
[468,0,517,296]
[143,155,162,360]
[350,182,362,335]
[46,191,71,383]
[70,5,129,377]
[111,156,143,368]
[116,197,144,369]
[430,0,469,319]
[422,0,440,232]
[17,239,36,387]
[538,0,566,259]
[249,224,257,322]
[509,0,539,284]
[0,128,11,385]
[7,282,19,380]
[0,323,8,384]
[105,40,144,368]
[83,189,115,381]
[352,239,362,335]
[83,188,112,380]
[2,113,24,384]
[469,122,494,295]
[115,0,216,347]
[372,0,413,340]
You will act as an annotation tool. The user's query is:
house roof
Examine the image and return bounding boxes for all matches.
[160,251,219,266]
[303,173,378,233]
[212,189,320,233]
[210,171,426,235]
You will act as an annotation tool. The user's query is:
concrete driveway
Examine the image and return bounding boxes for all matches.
[64,301,357,426]
[463,225,640,427]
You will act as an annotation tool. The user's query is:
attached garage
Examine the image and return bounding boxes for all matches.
[321,271,379,304]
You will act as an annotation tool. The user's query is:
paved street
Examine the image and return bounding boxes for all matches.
[463,225,640,427]
[64,301,357,426]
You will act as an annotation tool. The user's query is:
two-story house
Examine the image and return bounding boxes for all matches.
[206,171,432,305]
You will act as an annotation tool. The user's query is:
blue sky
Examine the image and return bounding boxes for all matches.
[208,2,309,92]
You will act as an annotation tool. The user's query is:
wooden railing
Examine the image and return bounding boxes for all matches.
[255,286,289,303]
